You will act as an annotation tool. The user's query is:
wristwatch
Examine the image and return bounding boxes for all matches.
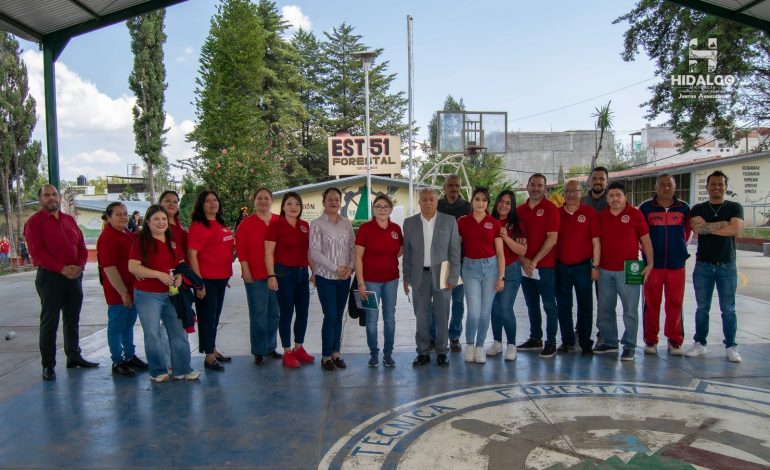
[591,265,599,270]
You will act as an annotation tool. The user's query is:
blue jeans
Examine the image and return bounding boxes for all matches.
[365,279,398,356]
[316,276,351,357]
[275,264,310,348]
[556,260,594,349]
[106,304,137,363]
[693,261,738,348]
[521,267,558,344]
[462,256,498,347]
[430,284,465,342]
[244,279,280,356]
[0,253,7,266]
[134,289,192,378]
[596,269,640,349]
[491,261,522,343]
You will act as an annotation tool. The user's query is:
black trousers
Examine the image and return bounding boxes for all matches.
[195,278,229,354]
[35,269,83,367]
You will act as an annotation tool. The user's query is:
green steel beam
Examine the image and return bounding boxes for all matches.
[43,38,69,188]
[667,0,770,33]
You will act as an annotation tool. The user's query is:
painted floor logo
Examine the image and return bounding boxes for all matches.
[319,380,770,469]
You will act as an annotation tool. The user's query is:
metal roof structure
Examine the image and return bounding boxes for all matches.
[669,0,770,33]
[0,0,188,188]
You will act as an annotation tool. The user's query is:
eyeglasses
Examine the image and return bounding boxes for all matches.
[373,205,391,210]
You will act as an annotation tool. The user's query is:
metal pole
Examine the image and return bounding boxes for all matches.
[407,15,414,215]
[43,43,61,188]
[363,62,372,220]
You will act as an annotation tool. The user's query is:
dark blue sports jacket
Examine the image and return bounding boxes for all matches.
[639,196,691,269]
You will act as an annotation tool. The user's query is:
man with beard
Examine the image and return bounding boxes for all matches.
[24,184,98,381]
[582,166,609,213]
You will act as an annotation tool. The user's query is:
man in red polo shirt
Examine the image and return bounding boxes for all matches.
[516,173,560,358]
[594,182,653,362]
[24,184,98,381]
[556,180,601,356]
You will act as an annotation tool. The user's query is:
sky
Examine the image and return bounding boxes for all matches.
[17,0,660,182]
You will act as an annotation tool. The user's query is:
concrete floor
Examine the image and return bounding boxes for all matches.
[0,246,768,469]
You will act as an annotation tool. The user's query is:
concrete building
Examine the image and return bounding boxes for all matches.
[503,130,615,181]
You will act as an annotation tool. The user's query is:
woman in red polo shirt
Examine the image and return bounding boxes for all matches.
[128,205,198,383]
[97,202,148,376]
[159,190,187,256]
[355,195,403,368]
[265,192,316,369]
[458,187,506,364]
[188,190,235,372]
[236,187,282,365]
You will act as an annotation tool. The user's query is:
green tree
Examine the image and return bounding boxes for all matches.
[127,10,169,203]
[0,32,42,256]
[614,1,769,150]
[187,0,285,223]
[591,100,613,169]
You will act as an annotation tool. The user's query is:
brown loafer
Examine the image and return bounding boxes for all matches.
[332,357,347,369]
[321,359,336,371]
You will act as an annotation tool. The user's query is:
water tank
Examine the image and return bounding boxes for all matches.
[76,175,87,186]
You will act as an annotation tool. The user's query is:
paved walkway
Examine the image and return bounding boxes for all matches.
[0,246,768,468]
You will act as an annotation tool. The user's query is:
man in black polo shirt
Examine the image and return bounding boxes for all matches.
[686,170,744,363]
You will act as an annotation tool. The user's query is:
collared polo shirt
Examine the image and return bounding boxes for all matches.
[557,204,599,265]
[265,217,310,267]
[235,213,279,280]
[188,219,234,279]
[97,224,137,304]
[457,213,501,259]
[355,218,403,282]
[129,237,185,293]
[516,198,560,268]
[598,204,649,271]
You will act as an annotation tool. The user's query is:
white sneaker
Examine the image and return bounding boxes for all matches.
[150,373,169,383]
[464,344,475,363]
[486,341,503,356]
[644,345,657,355]
[504,344,517,361]
[685,342,707,357]
[668,344,683,356]
[474,346,486,364]
[726,347,742,363]
[174,370,201,380]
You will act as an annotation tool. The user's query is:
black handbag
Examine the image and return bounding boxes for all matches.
[348,278,366,326]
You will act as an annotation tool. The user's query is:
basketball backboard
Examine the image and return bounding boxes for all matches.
[437,111,507,154]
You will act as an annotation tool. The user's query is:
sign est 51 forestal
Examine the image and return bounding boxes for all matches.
[328,135,401,176]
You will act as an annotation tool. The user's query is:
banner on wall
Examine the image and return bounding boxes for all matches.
[328,135,401,176]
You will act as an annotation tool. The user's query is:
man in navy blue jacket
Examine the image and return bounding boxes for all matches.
[639,174,691,355]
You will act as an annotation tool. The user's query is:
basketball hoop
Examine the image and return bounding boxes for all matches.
[465,145,487,166]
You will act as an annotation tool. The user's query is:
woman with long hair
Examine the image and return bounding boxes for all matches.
[265,192,316,369]
[97,202,148,376]
[487,190,527,360]
[236,187,282,365]
[159,190,188,255]
[354,194,402,368]
[457,187,506,364]
[188,190,234,372]
[128,205,198,382]
[310,187,355,371]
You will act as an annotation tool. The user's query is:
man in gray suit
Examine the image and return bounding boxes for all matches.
[403,189,461,367]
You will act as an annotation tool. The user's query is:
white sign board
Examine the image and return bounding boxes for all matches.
[328,135,401,176]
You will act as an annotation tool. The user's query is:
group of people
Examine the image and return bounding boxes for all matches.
[23,167,744,381]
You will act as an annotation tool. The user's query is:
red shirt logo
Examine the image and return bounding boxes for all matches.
[536,209,544,216]
[171,241,177,249]
[391,231,399,240]
[300,225,308,233]
[484,222,493,229]
[621,215,630,223]
[577,215,586,223]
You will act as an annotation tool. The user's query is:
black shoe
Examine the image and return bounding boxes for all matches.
[593,344,619,354]
[42,367,56,381]
[581,348,594,357]
[437,354,450,366]
[620,348,636,361]
[215,354,232,363]
[429,340,436,351]
[412,355,430,367]
[540,343,557,358]
[66,357,99,368]
[112,362,136,377]
[268,350,283,359]
[450,339,462,352]
[125,355,149,370]
[204,360,225,371]
[517,338,543,350]
[383,355,396,368]
[254,355,264,365]
[557,343,576,354]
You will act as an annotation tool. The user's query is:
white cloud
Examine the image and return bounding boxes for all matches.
[71,149,122,164]
[281,5,311,36]
[176,46,195,63]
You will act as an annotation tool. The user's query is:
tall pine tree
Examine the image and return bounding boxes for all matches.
[127,10,169,203]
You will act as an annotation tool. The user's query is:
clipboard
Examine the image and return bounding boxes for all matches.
[439,261,462,289]
[353,291,379,310]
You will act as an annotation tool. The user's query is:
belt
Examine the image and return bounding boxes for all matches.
[558,258,591,268]
[698,260,732,266]
[423,266,431,271]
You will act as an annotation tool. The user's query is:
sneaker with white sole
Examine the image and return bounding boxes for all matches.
[464,344,475,363]
[486,341,503,356]
[726,347,742,363]
[150,373,169,383]
[474,346,486,364]
[685,342,707,357]
[174,370,201,380]
[668,344,683,356]
[644,344,657,355]
[505,344,517,361]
